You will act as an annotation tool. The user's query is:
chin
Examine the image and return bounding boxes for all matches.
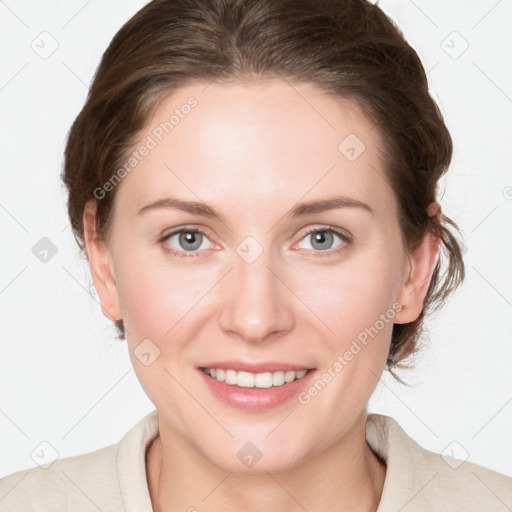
[212,453,303,476]
[200,437,308,475]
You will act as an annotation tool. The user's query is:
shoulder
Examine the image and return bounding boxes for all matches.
[367,413,512,511]
[0,443,124,512]
[419,442,512,509]
[0,410,159,512]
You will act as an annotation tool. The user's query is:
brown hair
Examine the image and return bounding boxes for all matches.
[62,0,465,381]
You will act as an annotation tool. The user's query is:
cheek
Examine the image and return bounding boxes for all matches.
[293,263,398,424]
[117,266,171,338]
[114,248,219,343]
[295,255,401,349]
[115,261,206,395]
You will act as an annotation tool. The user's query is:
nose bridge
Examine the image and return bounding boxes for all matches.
[218,235,294,343]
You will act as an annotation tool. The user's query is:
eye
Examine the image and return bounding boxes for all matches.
[160,227,213,258]
[294,226,350,256]
[159,225,351,259]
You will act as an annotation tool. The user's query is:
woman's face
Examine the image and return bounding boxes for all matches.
[89,80,431,473]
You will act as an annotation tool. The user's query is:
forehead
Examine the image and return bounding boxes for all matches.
[116,79,395,218]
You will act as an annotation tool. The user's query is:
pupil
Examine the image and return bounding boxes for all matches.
[180,231,201,251]
[312,231,332,251]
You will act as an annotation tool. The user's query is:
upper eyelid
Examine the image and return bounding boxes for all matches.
[301,225,350,238]
[162,224,348,239]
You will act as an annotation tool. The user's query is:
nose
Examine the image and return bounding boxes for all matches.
[217,243,295,345]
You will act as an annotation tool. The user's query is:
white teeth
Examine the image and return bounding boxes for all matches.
[255,372,273,388]
[237,371,255,388]
[272,371,285,386]
[225,369,237,385]
[203,368,309,388]
[284,370,295,383]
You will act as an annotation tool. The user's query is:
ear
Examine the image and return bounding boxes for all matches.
[394,201,441,324]
[83,200,122,322]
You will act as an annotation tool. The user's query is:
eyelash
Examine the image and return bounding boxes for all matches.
[158,225,351,259]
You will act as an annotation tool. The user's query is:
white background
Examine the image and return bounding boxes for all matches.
[0,0,511,481]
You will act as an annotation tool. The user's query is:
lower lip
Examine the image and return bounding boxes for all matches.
[197,368,316,411]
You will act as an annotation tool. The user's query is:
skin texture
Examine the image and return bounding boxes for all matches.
[83,80,440,512]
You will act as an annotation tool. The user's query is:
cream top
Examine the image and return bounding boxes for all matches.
[1,409,511,511]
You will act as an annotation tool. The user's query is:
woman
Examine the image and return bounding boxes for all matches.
[1,0,511,510]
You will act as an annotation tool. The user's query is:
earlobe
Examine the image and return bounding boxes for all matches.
[83,201,122,322]
[394,201,441,324]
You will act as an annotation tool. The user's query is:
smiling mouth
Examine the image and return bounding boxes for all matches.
[200,367,312,388]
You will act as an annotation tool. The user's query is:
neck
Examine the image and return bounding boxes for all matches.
[146,410,386,512]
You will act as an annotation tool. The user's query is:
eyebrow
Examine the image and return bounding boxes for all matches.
[136,194,374,222]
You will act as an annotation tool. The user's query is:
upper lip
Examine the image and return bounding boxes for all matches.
[199,361,314,373]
